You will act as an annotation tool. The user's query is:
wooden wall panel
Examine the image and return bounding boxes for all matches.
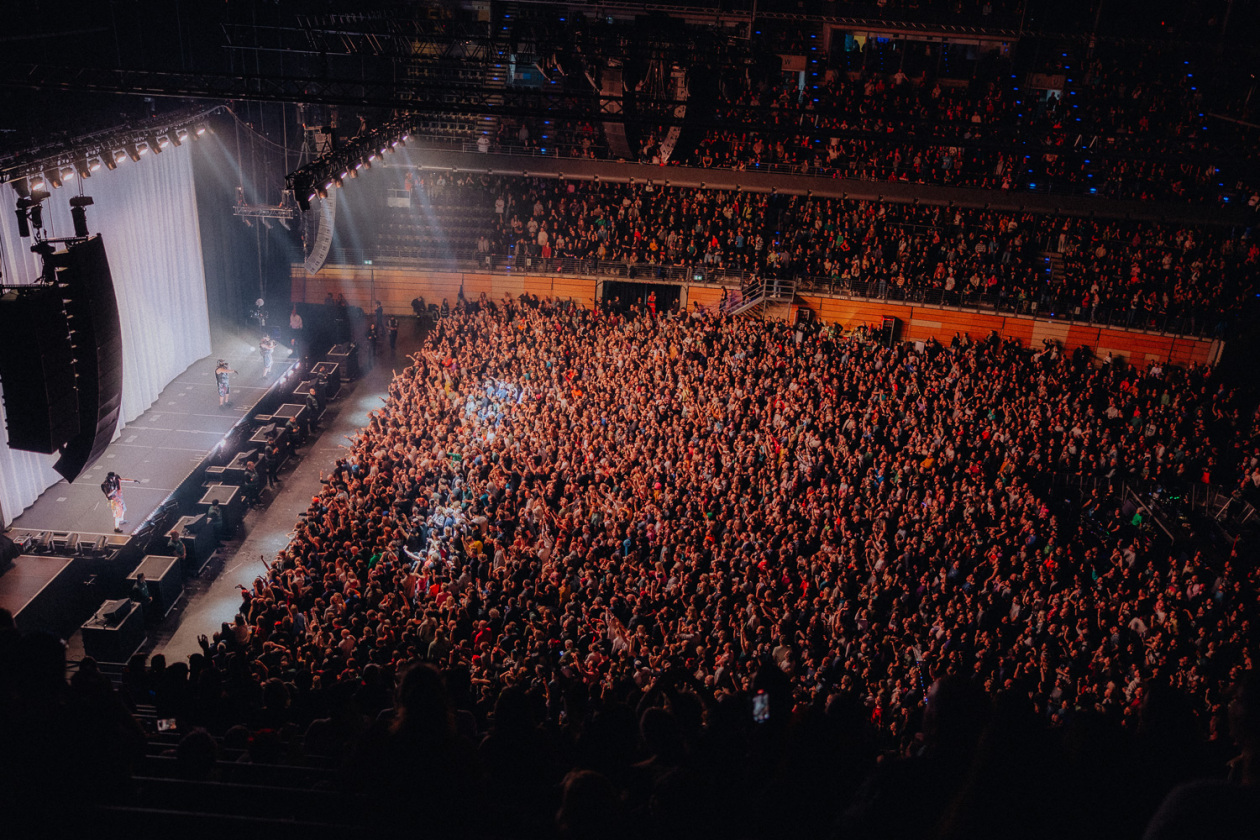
[688,285,725,311]
[818,299,914,332]
[293,264,1217,365]
[550,277,598,307]
[521,276,552,300]
[1002,316,1036,346]
[1030,320,1071,347]
[796,295,823,319]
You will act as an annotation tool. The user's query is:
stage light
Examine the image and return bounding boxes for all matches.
[137,143,149,156]
[74,159,92,180]
[15,198,31,238]
[45,168,63,189]
[104,153,119,171]
[174,129,188,145]
[124,144,141,162]
[69,195,94,237]
[323,180,333,191]
[195,124,207,136]
[145,134,161,154]
[61,167,75,183]
[89,158,102,173]
[381,146,390,155]
[158,135,171,149]
[13,177,30,199]
[30,174,45,191]
[334,174,344,187]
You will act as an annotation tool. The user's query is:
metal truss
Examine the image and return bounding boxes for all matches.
[0,104,223,185]
[233,190,298,230]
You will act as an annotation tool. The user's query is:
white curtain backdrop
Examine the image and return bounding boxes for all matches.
[0,142,211,526]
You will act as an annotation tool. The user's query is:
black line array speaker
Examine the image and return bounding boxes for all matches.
[0,284,80,452]
[599,68,635,160]
[52,236,124,483]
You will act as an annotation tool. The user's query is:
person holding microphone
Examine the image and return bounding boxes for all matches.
[101,471,139,533]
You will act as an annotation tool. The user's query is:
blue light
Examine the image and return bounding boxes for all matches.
[1029,183,1037,189]
[1089,188,1097,194]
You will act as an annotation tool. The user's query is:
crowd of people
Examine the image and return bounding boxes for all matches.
[9,298,1256,837]
[376,174,1259,332]
[667,52,1258,202]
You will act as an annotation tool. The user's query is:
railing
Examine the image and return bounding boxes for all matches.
[328,246,1230,338]
[407,134,610,160]
[329,250,754,286]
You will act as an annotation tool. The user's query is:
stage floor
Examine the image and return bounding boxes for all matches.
[6,334,293,538]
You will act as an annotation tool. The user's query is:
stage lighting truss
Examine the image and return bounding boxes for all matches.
[233,189,298,231]
[285,116,412,211]
[0,106,223,195]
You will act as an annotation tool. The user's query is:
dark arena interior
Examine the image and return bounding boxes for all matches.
[2,1,1260,838]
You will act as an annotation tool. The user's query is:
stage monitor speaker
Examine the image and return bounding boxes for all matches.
[598,68,635,160]
[49,236,123,483]
[100,598,133,626]
[0,285,80,453]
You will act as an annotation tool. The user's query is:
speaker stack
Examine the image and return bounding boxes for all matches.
[0,235,123,483]
[0,285,80,452]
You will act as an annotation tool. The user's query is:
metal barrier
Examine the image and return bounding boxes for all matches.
[329,250,753,287]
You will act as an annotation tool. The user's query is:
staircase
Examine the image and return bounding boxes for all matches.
[1035,249,1064,316]
[725,275,797,320]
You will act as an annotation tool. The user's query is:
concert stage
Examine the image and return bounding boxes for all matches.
[0,334,305,639]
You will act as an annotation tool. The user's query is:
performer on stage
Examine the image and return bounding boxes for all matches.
[260,335,277,377]
[101,471,138,533]
[215,359,238,407]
